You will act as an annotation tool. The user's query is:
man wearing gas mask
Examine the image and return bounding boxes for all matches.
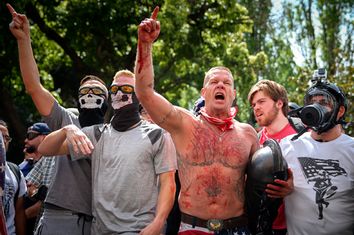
[281,69,354,235]
[8,4,109,234]
[38,70,177,234]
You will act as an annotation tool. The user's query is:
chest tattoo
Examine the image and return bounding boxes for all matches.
[182,123,248,169]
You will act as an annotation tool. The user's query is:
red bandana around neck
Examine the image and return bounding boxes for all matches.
[200,107,237,132]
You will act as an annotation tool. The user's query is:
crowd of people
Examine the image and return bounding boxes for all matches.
[0,3,352,235]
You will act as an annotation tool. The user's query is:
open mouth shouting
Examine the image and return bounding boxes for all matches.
[214,92,225,101]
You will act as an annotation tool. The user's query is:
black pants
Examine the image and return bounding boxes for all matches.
[165,171,181,234]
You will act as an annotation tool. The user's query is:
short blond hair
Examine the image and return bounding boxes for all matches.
[113,70,135,81]
[203,66,234,87]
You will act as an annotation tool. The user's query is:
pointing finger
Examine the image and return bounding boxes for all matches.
[6,3,17,16]
[150,6,159,20]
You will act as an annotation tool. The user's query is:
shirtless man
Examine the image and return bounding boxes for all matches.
[134,7,259,234]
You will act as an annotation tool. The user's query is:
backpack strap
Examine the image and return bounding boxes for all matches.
[288,117,306,133]
[7,162,21,204]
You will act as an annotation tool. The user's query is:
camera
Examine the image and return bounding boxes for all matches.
[311,68,327,85]
[294,69,333,131]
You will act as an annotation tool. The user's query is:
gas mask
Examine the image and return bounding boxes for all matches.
[288,69,347,139]
[299,90,336,134]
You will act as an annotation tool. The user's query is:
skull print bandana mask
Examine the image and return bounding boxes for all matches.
[78,94,108,127]
[110,90,141,131]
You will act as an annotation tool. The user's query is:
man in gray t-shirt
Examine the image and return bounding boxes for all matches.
[8,4,109,234]
[39,70,177,234]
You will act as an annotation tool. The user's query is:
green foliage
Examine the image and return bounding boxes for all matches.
[279,0,353,135]
[0,0,353,162]
[156,0,265,118]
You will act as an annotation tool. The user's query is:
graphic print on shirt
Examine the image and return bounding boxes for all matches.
[298,157,347,219]
[4,179,15,220]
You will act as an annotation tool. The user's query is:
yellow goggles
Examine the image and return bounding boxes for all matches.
[109,85,134,94]
[79,87,106,97]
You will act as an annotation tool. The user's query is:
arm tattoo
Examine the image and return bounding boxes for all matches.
[157,106,174,126]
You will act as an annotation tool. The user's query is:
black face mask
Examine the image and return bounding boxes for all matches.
[111,93,141,132]
[78,94,108,127]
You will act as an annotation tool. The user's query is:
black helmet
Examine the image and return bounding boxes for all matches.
[303,81,347,133]
[246,139,288,234]
[246,139,288,194]
[288,69,348,139]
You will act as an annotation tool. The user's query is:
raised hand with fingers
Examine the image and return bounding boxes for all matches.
[6,3,30,41]
[136,6,161,74]
[138,6,160,44]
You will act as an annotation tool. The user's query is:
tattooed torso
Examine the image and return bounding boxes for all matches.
[175,116,256,219]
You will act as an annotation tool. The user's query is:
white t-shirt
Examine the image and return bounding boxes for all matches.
[280,132,354,235]
[4,163,27,235]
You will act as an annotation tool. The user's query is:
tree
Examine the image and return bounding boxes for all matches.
[0,0,164,161]
[281,0,353,134]
[156,0,267,122]
[0,0,266,161]
[0,0,352,161]
[242,0,353,134]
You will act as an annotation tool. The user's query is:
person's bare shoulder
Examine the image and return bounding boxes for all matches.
[168,105,198,138]
[234,121,259,157]
[174,106,197,123]
[234,121,258,139]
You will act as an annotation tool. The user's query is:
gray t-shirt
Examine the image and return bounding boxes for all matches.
[43,101,92,215]
[69,121,177,234]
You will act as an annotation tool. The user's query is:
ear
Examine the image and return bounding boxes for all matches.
[201,87,206,98]
[337,105,346,120]
[276,99,283,109]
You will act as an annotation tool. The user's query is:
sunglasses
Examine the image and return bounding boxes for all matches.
[109,85,134,95]
[26,132,42,140]
[79,87,106,96]
[1,134,12,143]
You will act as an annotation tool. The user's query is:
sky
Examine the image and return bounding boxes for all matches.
[271,0,306,66]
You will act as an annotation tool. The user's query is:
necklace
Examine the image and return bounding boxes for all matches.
[202,117,230,142]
